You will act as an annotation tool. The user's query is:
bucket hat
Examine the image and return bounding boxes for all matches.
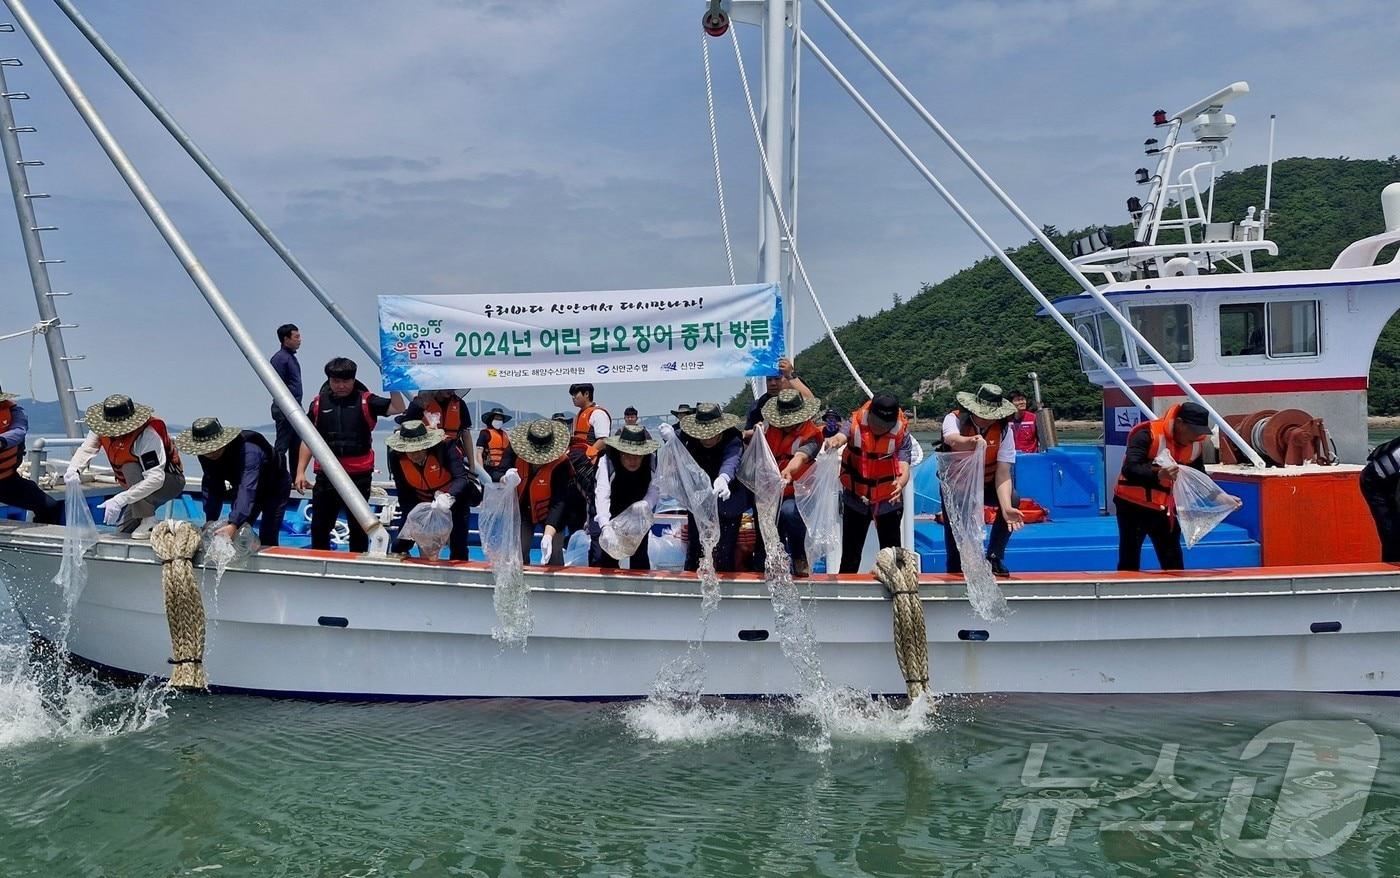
[679,402,741,440]
[956,383,1017,421]
[386,419,446,453]
[173,417,242,456]
[604,424,661,456]
[761,388,821,429]
[509,419,570,466]
[83,394,154,437]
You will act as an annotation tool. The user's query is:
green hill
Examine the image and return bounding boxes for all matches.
[734,156,1400,420]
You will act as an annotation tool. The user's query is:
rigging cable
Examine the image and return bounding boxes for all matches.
[727,27,873,399]
[701,33,737,285]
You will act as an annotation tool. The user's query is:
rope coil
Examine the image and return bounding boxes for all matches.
[150,519,207,690]
[874,546,930,700]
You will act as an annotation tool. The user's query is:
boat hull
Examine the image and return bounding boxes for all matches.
[2,521,1398,699]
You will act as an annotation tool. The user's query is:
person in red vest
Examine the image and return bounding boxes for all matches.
[65,393,187,539]
[292,357,406,551]
[402,389,472,459]
[0,385,61,524]
[825,393,914,573]
[475,407,516,483]
[940,383,1024,576]
[1113,401,1238,571]
[1008,390,1040,454]
[386,419,480,560]
[753,388,824,577]
[507,419,574,566]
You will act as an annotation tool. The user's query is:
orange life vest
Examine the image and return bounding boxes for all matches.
[571,403,610,461]
[0,402,20,480]
[840,401,909,507]
[515,458,563,525]
[764,421,822,498]
[952,408,1006,484]
[399,451,452,502]
[481,427,511,468]
[422,396,465,442]
[1112,404,1206,516]
[98,418,183,488]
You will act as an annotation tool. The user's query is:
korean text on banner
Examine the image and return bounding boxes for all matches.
[378,284,786,391]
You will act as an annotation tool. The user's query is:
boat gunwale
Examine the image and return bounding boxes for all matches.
[3,520,1398,604]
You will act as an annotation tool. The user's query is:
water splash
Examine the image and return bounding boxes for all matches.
[0,578,170,750]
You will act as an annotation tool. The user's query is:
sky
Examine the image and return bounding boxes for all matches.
[0,0,1396,429]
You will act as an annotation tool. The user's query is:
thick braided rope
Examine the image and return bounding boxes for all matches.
[874,546,929,700]
[150,519,207,690]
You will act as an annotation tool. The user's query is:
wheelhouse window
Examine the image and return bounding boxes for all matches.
[1072,312,1129,372]
[1218,300,1319,358]
[1268,300,1320,357]
[1128,303,1193,365]
[1220,303,1266,356]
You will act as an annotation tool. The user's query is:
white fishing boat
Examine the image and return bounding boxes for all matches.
[1,1,1398,699]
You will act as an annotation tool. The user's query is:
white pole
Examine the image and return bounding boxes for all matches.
[4,0,390,551]
[760,0,786,316]
[810,0,1265,467]
[785,0,802,350]
[1262,114,1277,229]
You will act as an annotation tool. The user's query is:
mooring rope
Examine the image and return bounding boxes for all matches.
[874,546,929,699]
[150,519,207,690]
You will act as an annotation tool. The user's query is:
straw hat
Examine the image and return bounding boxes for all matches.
[84,394,154,437]
[509,419,570,466]
[174,417,242,456]
[679,402,741,440]
[956,383,1017,421]
[670,403,697,420]
[0,384,17,404]
[761,388,821,429]
[604,424,661,456]
[550,411,574,426]
[386,419,445,453]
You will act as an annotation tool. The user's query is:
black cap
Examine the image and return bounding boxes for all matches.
[868,393,900,430]
[1176,402,1211,434]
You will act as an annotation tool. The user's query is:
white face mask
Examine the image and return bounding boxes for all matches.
[490,417,503,429]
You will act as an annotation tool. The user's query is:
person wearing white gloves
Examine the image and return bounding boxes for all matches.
[65,394,186,540]
[505,419,574,566]
[385,420,481,560]
[668,402,747,573]
[590,425,660,569]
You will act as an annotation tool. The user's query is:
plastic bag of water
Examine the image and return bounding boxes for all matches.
[599,500,654,560]
[1172,466,1237,548]
[794,448,843,571]
[648,527,686,571]
[935,446,1009,621]
[563,530,590,567]
[397,501,453,559]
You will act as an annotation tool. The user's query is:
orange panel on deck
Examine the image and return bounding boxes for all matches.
[1217,470,1380,565]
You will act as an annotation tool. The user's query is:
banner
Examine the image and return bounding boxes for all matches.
[378,283,785,391]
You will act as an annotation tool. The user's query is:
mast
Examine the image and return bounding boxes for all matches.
[758,0,788,340]
[0,46,83,436]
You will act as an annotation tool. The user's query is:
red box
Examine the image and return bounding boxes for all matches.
[1214,469,1380,566]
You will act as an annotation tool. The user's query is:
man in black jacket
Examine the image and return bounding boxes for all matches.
[292,357,406,551]
[176,417,290,547]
